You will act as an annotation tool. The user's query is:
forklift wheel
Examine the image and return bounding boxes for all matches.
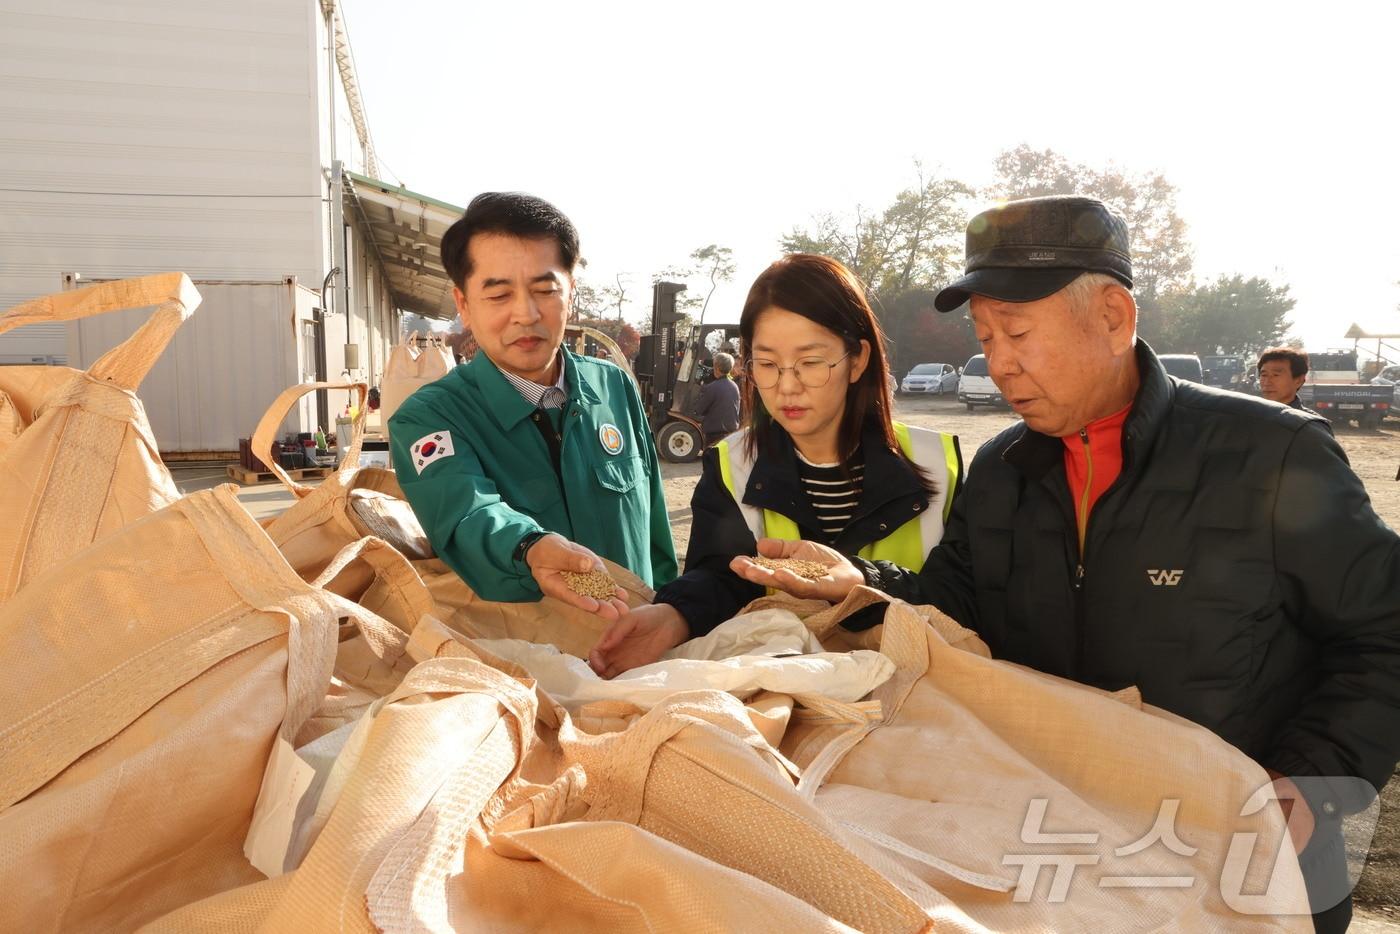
[658,421,703,463]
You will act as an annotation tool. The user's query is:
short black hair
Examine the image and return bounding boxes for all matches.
[440,192,580,290]
[1258,347,1309,379]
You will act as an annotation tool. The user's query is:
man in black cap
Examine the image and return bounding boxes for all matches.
[733,195,1400,931]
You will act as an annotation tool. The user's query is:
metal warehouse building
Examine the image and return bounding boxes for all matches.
[0,0,459,455]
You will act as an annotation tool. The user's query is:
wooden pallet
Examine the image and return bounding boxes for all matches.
[225,464,333,486]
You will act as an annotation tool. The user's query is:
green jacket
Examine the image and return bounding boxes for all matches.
[389,348,677,602]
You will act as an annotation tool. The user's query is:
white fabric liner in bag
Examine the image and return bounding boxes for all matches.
[477,608,895,711]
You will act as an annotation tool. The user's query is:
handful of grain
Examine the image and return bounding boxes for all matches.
[751,556,830,580]
[561,569,620,600]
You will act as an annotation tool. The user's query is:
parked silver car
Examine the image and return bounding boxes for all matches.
[900,362,959,395]
[1371,364,1400,386]
[1372,364,1400,416]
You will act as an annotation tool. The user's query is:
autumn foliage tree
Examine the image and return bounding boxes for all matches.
[575,316,641,361]
[781,165,974,373]
[775,149,1296,377]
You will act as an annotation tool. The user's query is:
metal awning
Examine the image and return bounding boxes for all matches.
[343,171,462,319]
[1343,322,1400,340]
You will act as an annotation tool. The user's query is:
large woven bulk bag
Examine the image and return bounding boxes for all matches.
[0,365,74,454]
[379,331,453,428]
[0,485,408,933]
[143,648,888,934]
[297,535,430,746]
[368,634,928,933]
[254,377,643,660]
[464,687,935,933]
[253,382,420,598]
[0,273,198,602]
[773,588,1313,931]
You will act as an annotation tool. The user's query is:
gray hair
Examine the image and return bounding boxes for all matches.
[712,352,735,375]
[1061,272,1129,315]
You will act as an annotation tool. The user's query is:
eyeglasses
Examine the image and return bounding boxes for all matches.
[746,353,851,389]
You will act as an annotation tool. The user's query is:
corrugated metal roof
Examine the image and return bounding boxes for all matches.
[343,171,461,319]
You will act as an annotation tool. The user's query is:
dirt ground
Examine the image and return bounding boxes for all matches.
[659,393,1400,924]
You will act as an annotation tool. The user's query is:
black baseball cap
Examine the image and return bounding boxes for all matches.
[934,195,1133,312]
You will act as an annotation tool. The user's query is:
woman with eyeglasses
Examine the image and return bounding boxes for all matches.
[589,253,963,677]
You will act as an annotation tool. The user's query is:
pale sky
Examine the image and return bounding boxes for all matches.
[341,0,1400,353]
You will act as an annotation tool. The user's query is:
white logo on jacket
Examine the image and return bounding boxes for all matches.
[410,431,454,474]
[1147,569,1184,586]
[598,423,624,456]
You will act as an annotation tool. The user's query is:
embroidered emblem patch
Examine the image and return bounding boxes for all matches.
[598,423,624,456]
[411,431,454,474]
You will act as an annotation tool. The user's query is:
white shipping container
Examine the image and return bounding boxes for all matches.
[68,279,325,454]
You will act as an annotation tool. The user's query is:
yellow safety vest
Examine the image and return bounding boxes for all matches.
[716,422,959,572]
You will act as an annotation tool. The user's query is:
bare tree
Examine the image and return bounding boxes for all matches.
[689,244,736,325]
[599,272,632,322]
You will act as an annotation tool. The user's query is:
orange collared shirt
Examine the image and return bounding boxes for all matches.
[1062,403,1132,555]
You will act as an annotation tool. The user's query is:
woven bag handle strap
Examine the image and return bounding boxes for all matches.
[366,702,522,928]
[0,273,199,391]
[311,537,418,667]
[363,656,540,927]
[276,537,428,742]
[251,381,368,496]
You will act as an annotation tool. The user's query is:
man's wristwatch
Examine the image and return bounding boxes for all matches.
[513,530,549,565]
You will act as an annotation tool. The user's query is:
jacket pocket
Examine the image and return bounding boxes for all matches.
[594,455,644,494]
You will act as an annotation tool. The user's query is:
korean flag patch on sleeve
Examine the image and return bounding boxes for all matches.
[410,431,455,474]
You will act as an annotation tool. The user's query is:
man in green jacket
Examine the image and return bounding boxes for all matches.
[389,192,677,619]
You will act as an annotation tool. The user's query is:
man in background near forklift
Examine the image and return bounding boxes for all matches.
[390,192,677,620]
[694,351,741,448]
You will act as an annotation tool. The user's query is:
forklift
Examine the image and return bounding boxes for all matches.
[633,281,740,463]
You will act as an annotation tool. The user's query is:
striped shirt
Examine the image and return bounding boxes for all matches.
[796,449,864,540]
[498,359,568,409]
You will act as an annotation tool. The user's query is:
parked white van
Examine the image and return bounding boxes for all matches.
[958,354,1005,411]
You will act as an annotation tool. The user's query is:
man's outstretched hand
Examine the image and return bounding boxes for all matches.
[729,538,863,603]
[525,533,630,622]
[589,603,689,679]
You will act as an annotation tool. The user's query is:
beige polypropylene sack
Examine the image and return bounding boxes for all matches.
[255,382,423,598]
[255,377,643,658]
[773,587,1313,930]
[380,331,453,428]
[143,590,1311,932]
[297,535,430,745]
[0,273,198,603]
[0,485,409,934]
[422,594,1309,931]
[144,642,903,934]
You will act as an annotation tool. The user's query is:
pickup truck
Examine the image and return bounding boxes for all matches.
[1298,350,1394,429]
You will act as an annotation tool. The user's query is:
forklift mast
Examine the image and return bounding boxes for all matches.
[634,281,742,462]
[635,281,687,430]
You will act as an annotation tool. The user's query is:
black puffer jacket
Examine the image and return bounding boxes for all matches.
[867,342,1400,807]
